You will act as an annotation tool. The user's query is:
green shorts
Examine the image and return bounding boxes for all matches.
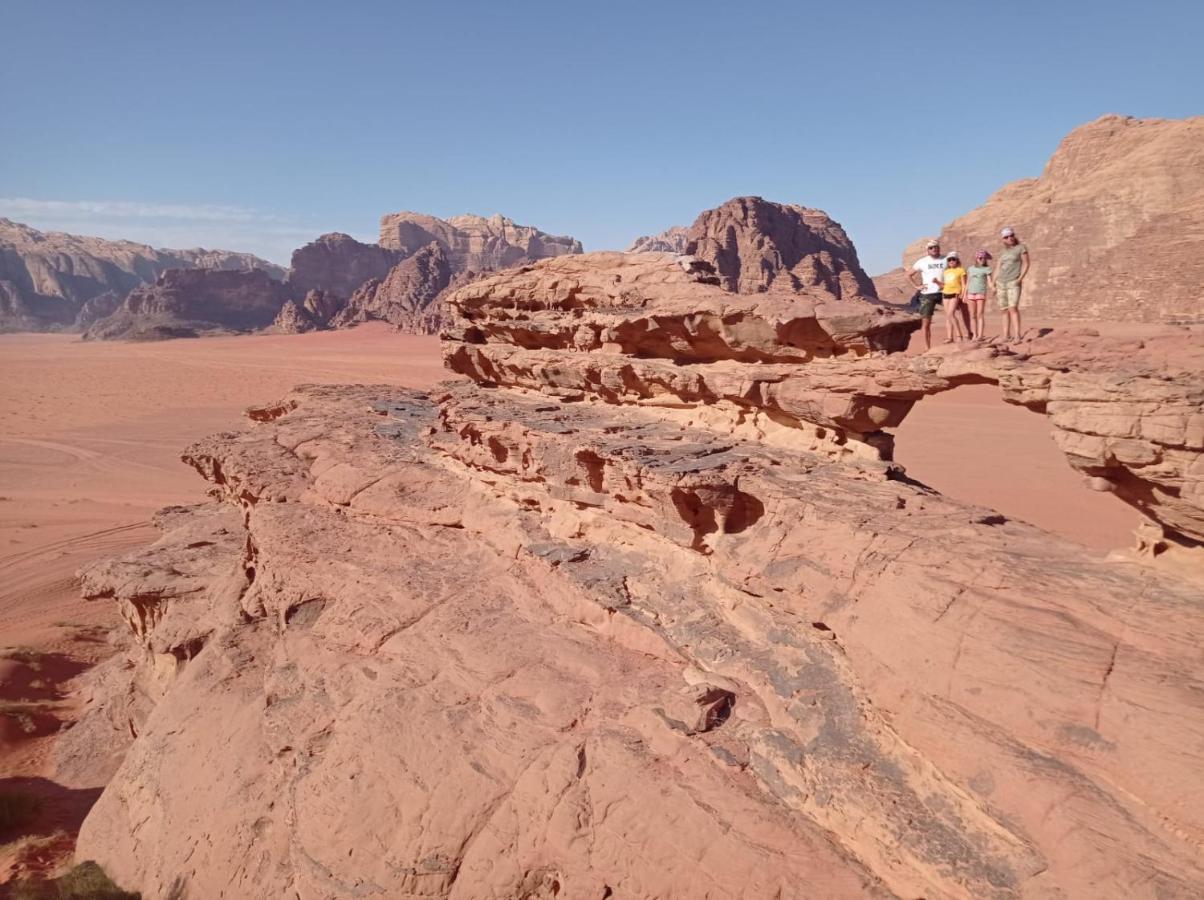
[997,280,1022,310]
[918,293,942,319]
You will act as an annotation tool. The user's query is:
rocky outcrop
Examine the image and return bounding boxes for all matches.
[330,242,454,330]
[379,211,582,271]
[285,232,403,300]
[272,289,343,334]
[684,197,879,300]
[83,268,290,340]
[627,224,689,254]
[906,115,1204,322]
[0,218,284,332]
[72,248,1204,898]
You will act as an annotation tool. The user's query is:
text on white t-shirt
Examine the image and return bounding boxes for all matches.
[913,255,947,294]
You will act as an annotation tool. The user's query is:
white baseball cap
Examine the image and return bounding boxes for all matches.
[1000,227,1015,237]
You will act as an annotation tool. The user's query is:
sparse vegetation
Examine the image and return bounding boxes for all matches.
[8,861,140,899]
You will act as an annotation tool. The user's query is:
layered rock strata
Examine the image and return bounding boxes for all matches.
[684,196,879,300]
[83,268,290,340]
[0,217,284,332]
[286,231,403,299]
[73,253,1204,898]
[626,225,689,254]
[379,211,583,271]
[331,242,455,331]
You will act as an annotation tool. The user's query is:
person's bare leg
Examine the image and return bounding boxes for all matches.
[973,300,985,340]
[944,299,960,342]
[1006,307,1021,342]
[1012,305,1023,341]
[959,302,972,340]
[922,316,932,351]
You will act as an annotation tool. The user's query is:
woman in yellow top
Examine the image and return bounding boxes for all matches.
[940,252,970,343]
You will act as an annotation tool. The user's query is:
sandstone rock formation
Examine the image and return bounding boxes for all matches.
[626,224,689,254]
[899,114,1204,322]
[272,214,581,336]
[684,196,879,300]
[286,232,403,300]
[0,218,284,332]
[330,242,454,331]
[71,249,1204,898]
[83,268,289,340]
[272,289,344,334]
[379,211,582,271]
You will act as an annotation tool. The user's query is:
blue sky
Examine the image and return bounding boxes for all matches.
[2,0,1201,273]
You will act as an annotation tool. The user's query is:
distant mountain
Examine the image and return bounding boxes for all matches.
[680,197,878,300]
[83,268,289,341]
[0,218,285,332]
[273,213,584,336]
[627,225,689,254]
[378,212,582,272]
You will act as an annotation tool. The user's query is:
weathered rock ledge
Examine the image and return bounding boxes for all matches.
[69,252,1204,899]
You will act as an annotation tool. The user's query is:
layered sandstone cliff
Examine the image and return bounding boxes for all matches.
[67,245,1204,898]
[83,268,289,340]
[897,115,1204,322]
[286,231,402,299]
[0,218,284,332]
[379,211,582,271]
[626,225,690,254]
[684,197,878,300]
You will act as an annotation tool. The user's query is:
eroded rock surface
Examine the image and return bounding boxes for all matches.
[685,196,879,300]
[75,251,1204,898]
[83,268,290,340]
[331,242,454,331]
[627,225,689,254]
[286,232,403,300]
[902,115,1204,322]
[379,211,583,271]
[0,217,284,332]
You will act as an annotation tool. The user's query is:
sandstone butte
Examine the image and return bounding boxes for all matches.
[62,239,1204,897]
[877,114,1204,322]
[0,217,285,333]
[273,214,583,337]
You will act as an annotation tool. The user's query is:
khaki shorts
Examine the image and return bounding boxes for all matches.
[997,280,1022,309]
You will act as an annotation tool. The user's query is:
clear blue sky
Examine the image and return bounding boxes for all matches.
[2,0,1201,273]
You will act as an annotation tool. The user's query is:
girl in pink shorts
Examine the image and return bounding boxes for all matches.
[966,250,994,341]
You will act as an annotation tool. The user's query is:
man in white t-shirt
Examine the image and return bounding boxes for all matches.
[908,238,946,350]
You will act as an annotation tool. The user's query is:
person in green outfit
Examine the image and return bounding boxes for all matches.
[966,250,994,341]
[995,227,1030,342]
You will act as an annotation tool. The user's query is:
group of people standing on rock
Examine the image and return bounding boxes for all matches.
[908,228,1031,350]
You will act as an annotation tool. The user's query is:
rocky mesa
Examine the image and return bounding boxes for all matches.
[65,219,1204,897]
